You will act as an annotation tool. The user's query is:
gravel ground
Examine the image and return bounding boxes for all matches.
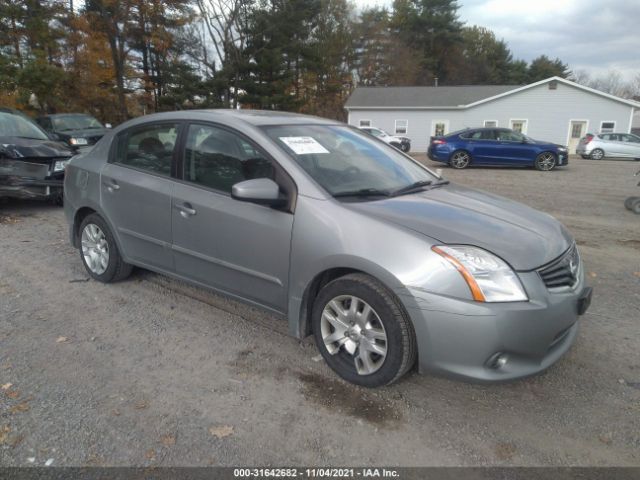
[0,156,639,467]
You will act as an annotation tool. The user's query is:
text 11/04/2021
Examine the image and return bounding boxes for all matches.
[233,468,400,478]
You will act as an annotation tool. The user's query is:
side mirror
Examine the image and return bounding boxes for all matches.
[105,123,112,129]
[231,178,285,207]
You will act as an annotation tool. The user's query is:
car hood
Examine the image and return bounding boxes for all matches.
[0,136,74,159]
[346,183,573,271]
[56,128,107,139]
[529,139,563,148]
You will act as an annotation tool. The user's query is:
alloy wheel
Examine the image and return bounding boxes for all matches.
[450,151,470,168]
[320,295,388,375]
[536,152,556,171]
[81,223,110,275]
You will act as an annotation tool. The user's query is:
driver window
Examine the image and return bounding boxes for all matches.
[183,124,275,193]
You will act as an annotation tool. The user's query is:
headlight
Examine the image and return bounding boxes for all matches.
[432,245,528,302]
[69,137,88,146]
[54,160,69,172]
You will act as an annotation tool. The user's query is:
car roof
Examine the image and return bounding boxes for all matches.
[117,109,341,129]
[39,113,96,118]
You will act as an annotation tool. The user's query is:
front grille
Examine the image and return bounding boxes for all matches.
[538,244,580,289]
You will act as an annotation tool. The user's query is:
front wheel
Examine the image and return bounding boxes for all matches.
[535,152,557,171]
[312,274,416,387]
[79,213,133,283]
[449,150,471,169]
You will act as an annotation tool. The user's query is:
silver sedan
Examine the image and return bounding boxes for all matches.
[64,110,592,387]
[576,132,640,160]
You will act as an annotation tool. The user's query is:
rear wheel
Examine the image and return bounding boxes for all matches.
[312,273,416,387]
[400,143,410,152]
[449,150,471,169]
[590,148,605,160]
[535,152,556,171]
[79,213,132,283]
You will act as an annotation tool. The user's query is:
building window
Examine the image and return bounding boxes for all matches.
[484,120,498,128]
[510,119,528,134]
[600,121,615,133]
[359,119,371,127]
[395,119,408,135]
[432,120,449,137]
[549,81,558,90]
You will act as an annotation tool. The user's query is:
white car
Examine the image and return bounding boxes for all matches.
[360,127,411,152]
[576,132,640,160]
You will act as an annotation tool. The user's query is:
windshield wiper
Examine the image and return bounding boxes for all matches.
[333,188,391,198]
[391,180,433,197]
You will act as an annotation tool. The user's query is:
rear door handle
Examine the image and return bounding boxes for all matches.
[103,179,120,193]
[175,202,197,218]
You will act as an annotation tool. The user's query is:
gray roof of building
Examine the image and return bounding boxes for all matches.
[344,85,521,108]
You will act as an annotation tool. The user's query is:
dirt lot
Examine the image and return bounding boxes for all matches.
[1,157,639,467]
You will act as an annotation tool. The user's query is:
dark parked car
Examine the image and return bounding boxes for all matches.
[0,108,73,202]
[36,113,110,150]
[64,110,591,387]
[428,127,569,171]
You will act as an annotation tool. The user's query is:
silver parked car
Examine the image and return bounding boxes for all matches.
[576,132,640,160]
[64,110,592,387]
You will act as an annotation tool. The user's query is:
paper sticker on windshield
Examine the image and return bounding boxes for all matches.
[279,136,330,155]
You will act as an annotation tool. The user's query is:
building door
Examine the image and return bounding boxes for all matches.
[568,121,587,154]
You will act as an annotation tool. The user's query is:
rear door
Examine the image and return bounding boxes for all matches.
[599,134,621,156]
[100,122,181,272]
[171,122,295,312]
[465,129,499,164]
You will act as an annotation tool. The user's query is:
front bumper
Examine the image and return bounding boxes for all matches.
[557,151,569,165]
[403,269,589,382]
[0,176,63,199]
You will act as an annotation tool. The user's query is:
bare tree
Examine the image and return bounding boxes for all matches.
[195,0,250,107]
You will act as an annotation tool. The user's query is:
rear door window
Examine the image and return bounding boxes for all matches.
[114,123,179,177]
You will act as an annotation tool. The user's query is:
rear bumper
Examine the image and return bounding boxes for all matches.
[575,145,592,155]
[403,269,589,382]
[427,146,449,162]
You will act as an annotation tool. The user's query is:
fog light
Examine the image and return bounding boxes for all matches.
[487,352,508,370]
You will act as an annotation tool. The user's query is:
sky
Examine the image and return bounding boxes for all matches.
[352,0,640,81]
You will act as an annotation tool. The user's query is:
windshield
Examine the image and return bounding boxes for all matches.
[0,112,49,140]
[53,115,103,131]
[263,125,437,197]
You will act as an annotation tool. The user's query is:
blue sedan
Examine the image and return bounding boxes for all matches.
[427,128,569,171]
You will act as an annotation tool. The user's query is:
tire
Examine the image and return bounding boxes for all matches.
[449,150,471,169]
[312,273,417,387]
[632,199,640,215]
[590,148,604,160]
[401,144,410,153]
[534,152,557,171]
[625,197,638,210]
[79,213,132,283]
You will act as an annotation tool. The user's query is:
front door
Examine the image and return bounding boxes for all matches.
[568,121,587,154]
[100,122,180,272]
[171,122,294,312]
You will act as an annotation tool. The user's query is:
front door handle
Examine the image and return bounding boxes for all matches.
[175,202,197,218]
[103,179,120,193]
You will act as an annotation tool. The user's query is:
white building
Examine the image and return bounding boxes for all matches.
[345,76,640,153]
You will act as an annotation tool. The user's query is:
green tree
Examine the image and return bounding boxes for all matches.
[528,55,571,82]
